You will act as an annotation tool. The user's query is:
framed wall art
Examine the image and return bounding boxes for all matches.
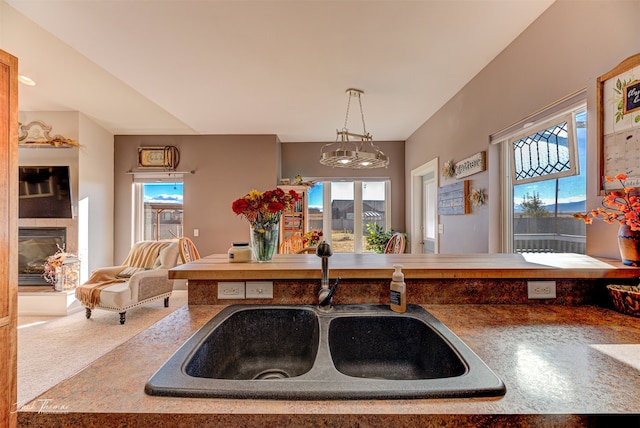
[598,53,640,191]
[437,180,469,215]
[138,146,180,169]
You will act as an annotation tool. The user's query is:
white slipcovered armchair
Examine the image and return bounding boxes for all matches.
[76,240,180,324]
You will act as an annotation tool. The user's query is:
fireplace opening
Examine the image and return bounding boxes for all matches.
[18,227,66,286]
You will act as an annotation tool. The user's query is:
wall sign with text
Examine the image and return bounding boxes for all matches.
[438,180,469,215]
[623,80,640,115]
[454,151,486,179]
[598,53,640,191]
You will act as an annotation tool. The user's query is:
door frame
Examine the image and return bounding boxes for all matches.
[410,158,439,254]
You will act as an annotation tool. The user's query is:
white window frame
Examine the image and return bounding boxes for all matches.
[510,112,578,185]
[318,179,391,253]
[492,91,586,253]
[131,174,184,244]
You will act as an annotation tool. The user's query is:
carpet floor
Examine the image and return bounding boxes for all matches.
[17,290,188,408]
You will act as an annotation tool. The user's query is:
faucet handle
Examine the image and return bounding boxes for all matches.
[319,277,340,306]
[316,240,332,257]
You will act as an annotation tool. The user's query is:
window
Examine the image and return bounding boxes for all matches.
[133,181,183,242]
[500,104,586,254]
[511,113,578,184]
[307,180,390,253]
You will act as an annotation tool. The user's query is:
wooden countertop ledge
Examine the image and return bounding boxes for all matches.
[169,252,640,281]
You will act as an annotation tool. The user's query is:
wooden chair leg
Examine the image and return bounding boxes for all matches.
[85,308,92,319]
[164,296,170,307]
[119,311,126,325]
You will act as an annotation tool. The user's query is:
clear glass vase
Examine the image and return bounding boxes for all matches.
[250,222,279,262]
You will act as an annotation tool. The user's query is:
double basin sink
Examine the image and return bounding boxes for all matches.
[145,304,506,400]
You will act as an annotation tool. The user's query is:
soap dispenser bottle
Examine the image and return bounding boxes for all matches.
[390,264,406,313]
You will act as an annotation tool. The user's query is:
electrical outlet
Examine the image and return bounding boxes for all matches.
[217,282,245,299]
[246,281,273,299]
[527,281,556,299]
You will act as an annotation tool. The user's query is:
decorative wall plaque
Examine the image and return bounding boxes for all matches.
[438,180,470,215]
[454,151,486,179]
[137,146,180,169]
[18,120,77,147]
[598,53,640,191]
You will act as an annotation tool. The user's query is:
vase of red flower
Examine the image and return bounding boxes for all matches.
[575,173,640,265]
[250,223,280,262]
[232,187,300,262]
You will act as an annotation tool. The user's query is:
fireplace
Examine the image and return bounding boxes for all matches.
[18,227,66,286]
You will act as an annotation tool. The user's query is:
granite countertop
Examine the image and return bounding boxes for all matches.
[169,253,640,281]
[18,304,640,427]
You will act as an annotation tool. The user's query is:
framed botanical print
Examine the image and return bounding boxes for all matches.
[597,53,640,191]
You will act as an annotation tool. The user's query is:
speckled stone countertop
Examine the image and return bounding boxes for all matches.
[18,304,640,427]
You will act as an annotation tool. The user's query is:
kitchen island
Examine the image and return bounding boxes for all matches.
[18,253,640,427]
[170,253,640,306]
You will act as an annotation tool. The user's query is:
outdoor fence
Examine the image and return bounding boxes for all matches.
[513,216,586,253]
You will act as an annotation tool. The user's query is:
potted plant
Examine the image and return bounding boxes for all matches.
[574,173,640,265]
[365,223,405,254]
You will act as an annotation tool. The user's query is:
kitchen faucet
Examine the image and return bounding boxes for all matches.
[316,240,339,308]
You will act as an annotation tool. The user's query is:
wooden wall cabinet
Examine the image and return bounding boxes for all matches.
[1,48,19,428]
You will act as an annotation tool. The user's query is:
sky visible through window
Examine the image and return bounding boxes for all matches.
[308,181,385,210]
[513,110,587,213]
[144,183,184,204]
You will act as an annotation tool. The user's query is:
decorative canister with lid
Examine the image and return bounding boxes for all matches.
[228,242,253,263]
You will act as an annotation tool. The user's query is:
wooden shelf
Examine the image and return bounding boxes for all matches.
[279,185,309,246]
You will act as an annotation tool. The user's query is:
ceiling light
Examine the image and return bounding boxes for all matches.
[18,75,36,86]
[320,88,389,169]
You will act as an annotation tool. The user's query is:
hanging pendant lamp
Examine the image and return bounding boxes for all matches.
[320,88,389,169]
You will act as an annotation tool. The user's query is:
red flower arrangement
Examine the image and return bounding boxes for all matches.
[232,187,300,229]
[302,230,323,247]
[574,173,640,231]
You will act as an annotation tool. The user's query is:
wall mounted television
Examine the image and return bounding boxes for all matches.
[19,166,73,218]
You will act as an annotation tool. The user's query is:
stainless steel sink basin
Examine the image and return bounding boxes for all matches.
[146,304,506,399]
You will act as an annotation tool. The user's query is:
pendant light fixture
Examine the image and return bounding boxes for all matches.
[320,88,389,169]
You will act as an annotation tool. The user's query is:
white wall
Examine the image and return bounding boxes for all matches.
[405,0,640,257]
[18,111,80,256]
[17,111,113,281]
[78,113,114,278]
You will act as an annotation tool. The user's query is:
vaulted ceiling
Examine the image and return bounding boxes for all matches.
[2,0,554,142]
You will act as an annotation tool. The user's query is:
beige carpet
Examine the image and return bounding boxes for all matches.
[17,290,188,408]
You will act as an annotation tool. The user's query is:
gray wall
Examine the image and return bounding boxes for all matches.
[114,135,280,261]
[405,0,640,256]
[281,141,405,233]
[114,137,404,260]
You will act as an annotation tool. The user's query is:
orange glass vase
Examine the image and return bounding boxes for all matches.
[617,224,640,266]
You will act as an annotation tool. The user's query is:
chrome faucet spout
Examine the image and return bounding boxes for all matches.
[321,256,329,289]
[316,240,334,306]
[316,240,332,289]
